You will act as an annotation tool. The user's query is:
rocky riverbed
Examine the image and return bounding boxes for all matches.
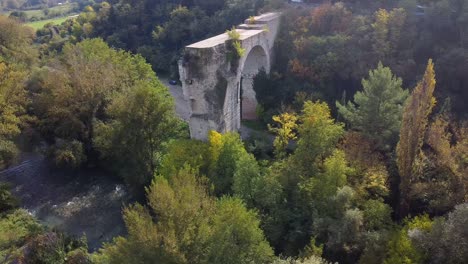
[0,154,132,252]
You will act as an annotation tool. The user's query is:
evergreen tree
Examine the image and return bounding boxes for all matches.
[337,62,408,149]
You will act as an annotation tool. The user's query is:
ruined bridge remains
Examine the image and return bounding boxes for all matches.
[179,12,281,140]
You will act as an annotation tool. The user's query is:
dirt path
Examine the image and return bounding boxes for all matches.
[159,77,191,121]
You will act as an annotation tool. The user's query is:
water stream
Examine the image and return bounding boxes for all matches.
[0,154,132,251]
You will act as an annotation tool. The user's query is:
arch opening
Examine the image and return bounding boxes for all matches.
[239,45,268,121]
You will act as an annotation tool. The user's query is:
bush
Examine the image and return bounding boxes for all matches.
[226,27,246,70]
[0,209,43,261]
[0,182,18,214]
[25,232,66,264]
[50,139,86,169]
[0,139,19,170]
[66,248,91,264]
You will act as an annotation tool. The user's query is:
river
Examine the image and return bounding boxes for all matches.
[0,78,188,252]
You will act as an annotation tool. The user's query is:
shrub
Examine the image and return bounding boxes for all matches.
[0,182,18,214]
[50,139,86,169]
[0,140,19,170]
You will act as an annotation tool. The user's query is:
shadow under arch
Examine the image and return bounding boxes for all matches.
[239,45,269,121]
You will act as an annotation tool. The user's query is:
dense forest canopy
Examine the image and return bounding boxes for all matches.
[0,0,467,263]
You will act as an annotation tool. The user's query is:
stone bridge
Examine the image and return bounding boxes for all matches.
[179,12,281,140]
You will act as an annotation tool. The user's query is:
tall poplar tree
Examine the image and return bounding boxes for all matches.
[396,59,436,217]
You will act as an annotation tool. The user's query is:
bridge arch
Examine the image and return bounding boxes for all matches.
[237,44,270,122]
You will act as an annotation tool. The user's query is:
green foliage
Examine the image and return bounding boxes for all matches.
[232,40,246,57]
[89,0,263,76]
[272,255,333,264]
[371,8,406,60]
[34,38,170,173]
[226,26,241,40]
[0,209,43,261]
[207,197,274,264]
[94,167,214,263]
[362,199,392,231]
[2,1,467,264]
[26,232,66,264]
[0,182,18,214]
[50,139,85,169]
[226,27,246,67]
[409,203,468,264]
[0,140,19,170]
[159,139,210,179]
[94,166,273,264]
[66,248,92,264]
[289,34,352,99]
[208,131,253,195]
[299,237,324,260]
[0,15,37,65]
[397,59,436,217]
[293,101,345,175]
[383,215,433,264]
[301,150,350,208]
[94,80,180,188]
[232,151,262,205]
[20,232,89,264]
[340,132,390,201]
[269,112,298,158]
[337,62,409,149]
[0,59,30,169]
[252,101,350,257]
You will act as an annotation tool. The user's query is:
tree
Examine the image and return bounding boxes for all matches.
[94,167,214,264]
[94,81,180,188]
[383,214,433,264]
[396,59,436,218]
[34,38,161,168]
[269,112,298,158]
[340,132,390,201]
[409,203,468,264]
[159,139,210,179]
[0,15,36,65]
[300,150,350,210]
[0,209,43,261]
[151,6,209,75]
[0,182,18,213]
[372,8,406,61]
[206,197,274,264]
[337,62,409,149]
[272,255,332,264]
[207,131,253,195]
[256,101,347,256]
[8,11,27,23]
[405,113,466,215]
[307,2,352,36]
[94,167,273,264]
[293,101,345,176]
[0,17,34,168]
[0,61,29,169]
[232,151,262,205]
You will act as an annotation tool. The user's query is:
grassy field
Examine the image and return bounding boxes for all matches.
[2,3,77,19]
[26,16,70,29]
[25,3,77,18]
